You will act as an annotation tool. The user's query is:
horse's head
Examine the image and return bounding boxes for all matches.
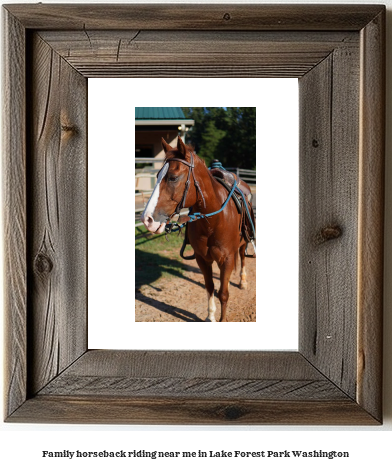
[141,136,198,234]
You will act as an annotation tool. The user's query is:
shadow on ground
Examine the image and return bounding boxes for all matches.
[135,292,205,322]
[135,248,203,290]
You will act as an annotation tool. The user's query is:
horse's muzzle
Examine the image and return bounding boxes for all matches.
[141,213,166,234]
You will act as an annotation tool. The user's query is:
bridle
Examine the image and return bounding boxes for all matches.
[162,151,206,219]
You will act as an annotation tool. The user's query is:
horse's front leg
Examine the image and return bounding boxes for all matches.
[218,256,235,322]
[195,255,216,322]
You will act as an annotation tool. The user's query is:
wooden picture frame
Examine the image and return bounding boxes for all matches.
[3,4,385,424]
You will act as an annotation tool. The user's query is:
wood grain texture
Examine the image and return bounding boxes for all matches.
[39,377,347,401]
[357,9,385,422]
[39,30,358,78]
[299,42,360,399]
[4,4,384,31]
[2,9,27,419]
[27,33,87,395]
[55,350,325,379]
[9,396,379,425]
[37,351,346,401]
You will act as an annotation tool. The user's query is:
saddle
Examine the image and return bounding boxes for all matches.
[180,166,256,260]
[210,168,256,247]
[210,168,252,202]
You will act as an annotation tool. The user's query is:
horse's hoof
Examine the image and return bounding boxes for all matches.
[240,281,248,290]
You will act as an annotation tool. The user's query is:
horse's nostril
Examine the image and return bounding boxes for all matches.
[146,216,154,226]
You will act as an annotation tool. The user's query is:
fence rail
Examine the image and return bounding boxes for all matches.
[136,158,165,164]
[135,191,152,212]
[226,167,256,185]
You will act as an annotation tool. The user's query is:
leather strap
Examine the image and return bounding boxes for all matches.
[163,151,206,217]
[165,157,194,168]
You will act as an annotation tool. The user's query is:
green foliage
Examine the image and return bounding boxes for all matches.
[182,107,256,169]
[198,121,226,166]
[135,225,183,253]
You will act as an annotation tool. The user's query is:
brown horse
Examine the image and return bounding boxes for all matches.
[141,136,254,322]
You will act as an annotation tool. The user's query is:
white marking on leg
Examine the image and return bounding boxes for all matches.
[245,241,256,257]
[240,266,247,289]
[206,290,217,322]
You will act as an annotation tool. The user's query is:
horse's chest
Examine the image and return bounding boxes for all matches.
[189,226,236,264]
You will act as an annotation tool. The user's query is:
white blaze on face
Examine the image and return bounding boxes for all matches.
[141,163,169,233]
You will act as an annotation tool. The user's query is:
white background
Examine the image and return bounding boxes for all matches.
[1,1,391,473]
[88,78,299,350]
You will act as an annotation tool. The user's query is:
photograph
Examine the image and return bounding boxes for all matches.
[135,107,256,322]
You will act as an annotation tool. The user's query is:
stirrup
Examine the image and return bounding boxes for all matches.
[179,224,196,260]
[180,241,196,260]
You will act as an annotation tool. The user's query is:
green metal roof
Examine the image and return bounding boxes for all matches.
[135,107,186,120]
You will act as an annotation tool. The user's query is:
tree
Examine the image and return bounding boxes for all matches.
[182,107,256,169]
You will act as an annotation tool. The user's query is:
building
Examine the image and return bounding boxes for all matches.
[135,107,194,191]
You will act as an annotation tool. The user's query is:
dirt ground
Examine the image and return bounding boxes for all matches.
[135,254,256,322]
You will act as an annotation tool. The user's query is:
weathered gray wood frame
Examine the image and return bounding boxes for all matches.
[3,4,385,424]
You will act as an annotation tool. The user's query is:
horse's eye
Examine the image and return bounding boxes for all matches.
[168,175,178,182]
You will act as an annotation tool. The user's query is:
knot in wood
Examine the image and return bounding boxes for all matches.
[223,405,244,420]
[61,124,77,134]
[316,225,342,244]
[34,253,53,274]
[223,13,231,21]
[312,139,319,148]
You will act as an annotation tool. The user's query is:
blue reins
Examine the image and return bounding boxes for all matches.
[165,181,238,233]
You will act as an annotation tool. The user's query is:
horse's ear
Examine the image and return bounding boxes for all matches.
[161,137,173,153]
[177,136,188,158]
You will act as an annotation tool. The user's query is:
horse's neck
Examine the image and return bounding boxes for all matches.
[192,162,222,213]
